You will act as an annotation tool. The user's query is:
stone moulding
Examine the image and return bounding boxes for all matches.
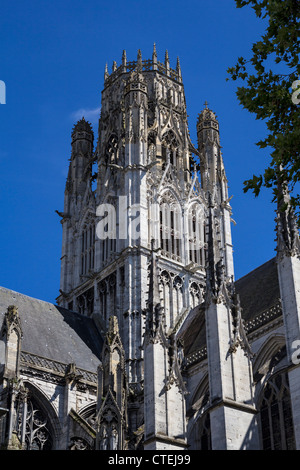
[245,300,282,335]
[20,351,98,384]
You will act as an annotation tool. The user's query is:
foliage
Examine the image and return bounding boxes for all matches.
[227,0,300,217]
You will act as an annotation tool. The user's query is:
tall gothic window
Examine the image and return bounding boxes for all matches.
[159,195,182,262]
[259,372,295,450]
[159,271,184,328]
[81,221,95,275]
[99,197,116,266]
[100,236,116,265]
[188,204,205,266]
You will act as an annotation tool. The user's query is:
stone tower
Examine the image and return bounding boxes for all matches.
[57,46,258,449]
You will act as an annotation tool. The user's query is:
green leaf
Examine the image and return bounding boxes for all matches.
[228,0,300,220]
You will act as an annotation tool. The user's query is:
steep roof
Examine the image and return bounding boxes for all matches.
[0,286,103,373]
[235,257,280,323]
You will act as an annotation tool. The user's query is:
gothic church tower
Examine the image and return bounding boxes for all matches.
[57,46,258,449]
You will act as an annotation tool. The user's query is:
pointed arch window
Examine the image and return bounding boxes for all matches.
[81,220,95,275]
[76,286,94,317]
[12,388,53,450]
[24,397,53,450]
[99,199,117,266]
[159,194,182,262]
[189,281,202,309]
[98,272,117,326]
[259,372,295,450]
[188,204,206,267]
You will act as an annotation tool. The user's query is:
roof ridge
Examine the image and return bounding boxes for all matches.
[0,285,55,307]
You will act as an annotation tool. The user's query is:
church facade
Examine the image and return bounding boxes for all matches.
[1,47,300,450]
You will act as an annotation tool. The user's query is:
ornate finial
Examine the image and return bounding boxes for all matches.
[104,63,109,80]
[228,292,254,358]
[7,305,18,318]
[152,43,158,70]
[122,50,127,72]
[165,50,170,75]
[2,305,22,338]
[176,57,182,80]
[137,49,142,72]
[112,60,117,72]
[153,43,157,59]
[165,49,169,64]
[197,103,218,129]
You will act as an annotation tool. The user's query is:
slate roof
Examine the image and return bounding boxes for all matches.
[0,286,103,373]
[235,257,281,323]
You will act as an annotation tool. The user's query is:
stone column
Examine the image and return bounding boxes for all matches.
[206,297,259,450]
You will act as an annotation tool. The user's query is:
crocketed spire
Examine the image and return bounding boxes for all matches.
[71,117,93,137]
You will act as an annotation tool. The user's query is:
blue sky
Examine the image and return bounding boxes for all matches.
[0,0,276,304]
